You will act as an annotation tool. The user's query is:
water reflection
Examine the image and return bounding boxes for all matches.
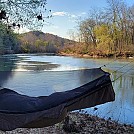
[0,55,17,71]
[0,55,17,87]
[87,69,134,125]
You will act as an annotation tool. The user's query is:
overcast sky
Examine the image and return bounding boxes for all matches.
[33,0,134,39]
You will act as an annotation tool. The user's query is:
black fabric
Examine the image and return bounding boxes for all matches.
[0,68,109,114]
[0,68,115,131]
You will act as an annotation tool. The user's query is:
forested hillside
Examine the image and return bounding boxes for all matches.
[18,31,73,53]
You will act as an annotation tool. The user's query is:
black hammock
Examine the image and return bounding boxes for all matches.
[0,68,115,131]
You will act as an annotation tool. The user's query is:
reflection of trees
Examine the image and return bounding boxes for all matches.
[85,69,134,124]
[112,72,134,108]
[0,55,17,87]
[0,71,13,87]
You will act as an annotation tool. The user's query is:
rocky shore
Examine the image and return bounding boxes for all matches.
[1,112,134,134]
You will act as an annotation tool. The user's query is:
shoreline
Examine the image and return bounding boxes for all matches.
[1,52,134,59]
[59,52,134,59]
[3,112,134,134]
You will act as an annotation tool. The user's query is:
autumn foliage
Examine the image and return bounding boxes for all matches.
[62,0,134,57]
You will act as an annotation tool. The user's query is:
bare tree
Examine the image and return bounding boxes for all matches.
[75,0,134,56]
[128,4,134,45]
[79,18,97,49]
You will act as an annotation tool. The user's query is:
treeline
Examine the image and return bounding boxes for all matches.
[18,36,58,53]
[20,41,58,53]
[62,0,134,57]
[0,22,19,54]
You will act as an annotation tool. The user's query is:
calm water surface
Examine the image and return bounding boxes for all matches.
[0,53,134,125]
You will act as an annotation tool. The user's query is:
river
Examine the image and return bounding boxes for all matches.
[0,53,134,126]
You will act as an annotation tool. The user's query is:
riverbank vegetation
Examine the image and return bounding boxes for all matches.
[0,22,19,54]
[0,0,134,58]
[61,0,134,58]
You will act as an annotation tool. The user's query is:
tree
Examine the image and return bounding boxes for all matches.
[0,22,18,54]
[0,0,52,30]
[128,4,134,45]
[94,24,113,54]
[73,0,134,56]
[106,0,134,53]
[79,19,97,49]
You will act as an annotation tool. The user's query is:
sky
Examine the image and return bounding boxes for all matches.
[22,0,134,39]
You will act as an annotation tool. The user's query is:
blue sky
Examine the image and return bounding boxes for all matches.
[40,0,134,39]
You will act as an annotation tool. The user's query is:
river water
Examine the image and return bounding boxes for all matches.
[0,53,134,125]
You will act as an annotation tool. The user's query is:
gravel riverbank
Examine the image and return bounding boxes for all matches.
[1,112,134,134]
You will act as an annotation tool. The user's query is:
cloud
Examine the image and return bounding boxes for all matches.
[51,11,87,23]
[52,11,78,23]
[52,12,67,16]
[52,11,87,19]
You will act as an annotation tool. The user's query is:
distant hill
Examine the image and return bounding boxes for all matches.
[17,31,74,53]
[20,31,72,46]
